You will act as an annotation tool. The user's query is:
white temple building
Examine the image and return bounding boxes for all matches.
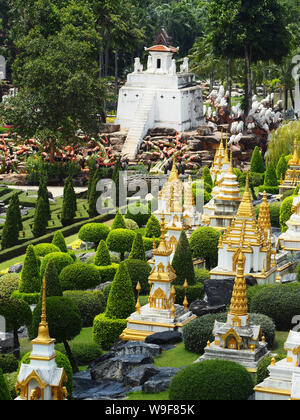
[115,31,204,160]
[279,188,300,251]
[255,330,300,400]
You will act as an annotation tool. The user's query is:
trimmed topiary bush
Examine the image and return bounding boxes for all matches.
[125,218,139,231]
[106,229,136,261]
[189,227,220,269]
[11,291,40,305]
[0,273,20,299]
[105,262,136,319]
[276,155,288,181]
[194,268,210,284]
[0,368,11,400]
[174,283,204,305]
[19,245,41,294]
[169,359,254,400]
[145,215,161,238]
[124,259,152,296]
[32,195,49,238]
[42,259,62,298]
[246,284,274,307]
[129,233,146,261]
[20,351,73,398]
[59,263,101,291]
[258,185,279,195]
[202,166,213,187]
[250,283,300,331]
[63,290,105,327]
[250,146,265,173]
[172,231,195,286]
[4,372,17,399]
[280,196,294,232]
[55,342,102,367]
[111,210,126,230]
[142,237,160,252]
[0,354,18,374]
[264,162,278,188]
[1,196,20,250]
[93,313,127,350]
[52,231,68,253]
[96,264,119,284]
[40,252,74,278]
[125,203,151,227]
[94,240,111,266]
[61,177,77,226]
[34,243,60,257]
[78,223,110,248]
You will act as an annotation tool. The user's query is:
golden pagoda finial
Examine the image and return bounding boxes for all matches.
[153,213,172,256]
[32,277,53,345]
[235,171,256,220]
[228,143,234,174]
[224,132,229,164]
[136,282,141,314]
[229,252,248,317]
[289,138,299,166]
[168,157,179,182]
[183,279,189,311]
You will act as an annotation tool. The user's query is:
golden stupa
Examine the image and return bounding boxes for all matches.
[280,138,300,194]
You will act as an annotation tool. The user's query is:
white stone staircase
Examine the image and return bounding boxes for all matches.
[122,90,155,160]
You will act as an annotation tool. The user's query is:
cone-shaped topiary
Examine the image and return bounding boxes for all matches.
[41,259,62,298]
[19,245,41,293]
[111,210,126,230]
[202,167,213,187]
[105,262,136,319]
[52,230,68,253]
[264,162,278,187]
[94,240,111,266]
[62,178,76,226]
[12,193,22,231]
[129,232,146,261]
[276,155,288,180]
[38,180,51,221]
[88,169,100,218]
[172,231,196,285]
[0,368,11,400]
[145,215,161,238]
[32,196,49,238]
[250,146,265,174]
[1,196,20,249]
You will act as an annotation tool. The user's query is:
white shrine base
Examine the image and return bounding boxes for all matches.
[210,267,277,285]
[255,359,300,400]
[120,304,196,342]
[197,342,270,371]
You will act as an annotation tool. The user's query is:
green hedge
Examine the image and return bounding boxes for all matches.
[142,237,160,252]
[34,243,60,257]
[169,359,254,401]
[40,252,74,277]
[280,196,294,232]
[194,269,210,284]
[258,185,279,194]
[63,290,105,327]
[59,263,101,291]
[174,283,204,305]
[0,368,11,400]
[124,259,152,296]
[96,264,119,284]
[93,313,127,351]
[0,273,20,299]
[55,342,103,367]
[0,354,18,374]
[250,283,300,330]
[256,353,286,384]
[11,291,40,305]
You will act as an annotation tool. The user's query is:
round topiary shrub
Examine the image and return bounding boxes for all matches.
[0,354,18,374]
[59,263,101,291]
[78,223,110,247]
[0,273,20,299]
[194,268,210,284]
[250,283,300,331]
[125,203,151,227]
[34,243,60,257]
[40,252,74,278]
[106,229,136,261]
[169,359,254,400]
[125,219,139,231]
[63,290,105,327]
[19,351,73,398]
[280,196,294,232]
[189,227,221,269]
[93,313,127,351]
[124,259,152,296]
[183,312,275,354]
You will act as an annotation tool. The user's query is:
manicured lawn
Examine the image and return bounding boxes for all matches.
[127,390,169,400]
[154,342,198,368]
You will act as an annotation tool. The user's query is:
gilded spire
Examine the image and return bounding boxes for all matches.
[235,172,256,219]
[289,138,299,166]
[153,213,172,256]
[168,157,179,182]
[229,252,248,317]
[258,191,271,238]
[228,143,234,174]
[32,277,53,345]
[224,132,229,164]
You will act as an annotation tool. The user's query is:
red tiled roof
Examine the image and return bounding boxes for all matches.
[145,45,178,53]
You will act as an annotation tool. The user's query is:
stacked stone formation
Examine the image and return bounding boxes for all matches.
[280,138,300,194]
[279,188,300,251]
[210,173,276,284]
